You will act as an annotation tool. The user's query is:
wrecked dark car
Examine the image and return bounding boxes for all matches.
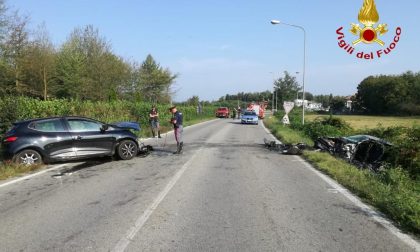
[2,116,142,165]
[314,135,393,171]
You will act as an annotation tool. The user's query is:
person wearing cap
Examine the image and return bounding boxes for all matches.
[149,106,161,138]
[169,106,183,154]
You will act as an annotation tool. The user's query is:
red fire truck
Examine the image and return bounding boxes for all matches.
[247,101,268,119]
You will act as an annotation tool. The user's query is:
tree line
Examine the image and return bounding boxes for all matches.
[355,71,420,115]
[219,70,420,116]
[0,1,176,102]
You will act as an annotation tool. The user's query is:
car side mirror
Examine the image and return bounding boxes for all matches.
[101,124,109,132]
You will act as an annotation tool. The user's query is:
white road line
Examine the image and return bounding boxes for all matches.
[295,156,420,251]
[113,119,219,251]
[112,146,204,252]
[262,121,419,250]
[0,163,68,189]
[260,120,282,144]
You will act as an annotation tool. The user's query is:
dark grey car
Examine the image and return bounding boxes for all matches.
[2,117,140,165]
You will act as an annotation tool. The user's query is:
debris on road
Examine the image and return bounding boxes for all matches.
[314,135,392,171]
[138,144,153,157]
[263,138,307,155]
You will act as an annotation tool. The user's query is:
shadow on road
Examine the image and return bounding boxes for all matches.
[51,158,113,178]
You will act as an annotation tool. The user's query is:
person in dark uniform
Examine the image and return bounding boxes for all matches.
[169,106,183,154]
[149,106,161,138]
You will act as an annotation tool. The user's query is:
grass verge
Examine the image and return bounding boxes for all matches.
[264,117,420,235]
[0,161,43,181]
[264,116,314,146]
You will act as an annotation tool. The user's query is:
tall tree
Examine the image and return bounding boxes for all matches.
[0,0,11,95]
[186,95,200,106]
[135,54,177,103]
[274,71,300,105]
[1,11,29,94]
[55,25,129,100]
[355,75,410,114]
[22,24,56,99]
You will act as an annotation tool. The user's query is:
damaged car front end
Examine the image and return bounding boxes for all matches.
[314,135,393,171]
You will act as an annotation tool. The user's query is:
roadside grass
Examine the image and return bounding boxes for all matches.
[0,161,43,181]
[264,117,420,235]
[306,114,420,129]
[264,116,314,146]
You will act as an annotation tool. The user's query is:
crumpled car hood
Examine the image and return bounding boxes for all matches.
[111,122,141,131]
[342,135,392,146]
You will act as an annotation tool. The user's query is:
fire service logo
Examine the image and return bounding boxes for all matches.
[336,0,402,60]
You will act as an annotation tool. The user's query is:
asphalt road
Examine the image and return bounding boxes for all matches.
[0,119,418,251]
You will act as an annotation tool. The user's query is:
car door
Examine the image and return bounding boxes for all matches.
[65,118,115,158]
[28,118,75,160]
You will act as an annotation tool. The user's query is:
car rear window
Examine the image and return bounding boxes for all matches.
[29,119,66,132]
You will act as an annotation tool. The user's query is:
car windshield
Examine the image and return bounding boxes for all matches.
[244,112,257,116]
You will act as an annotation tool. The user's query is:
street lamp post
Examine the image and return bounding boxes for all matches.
[269,72,276,114]
[271,20,306,125]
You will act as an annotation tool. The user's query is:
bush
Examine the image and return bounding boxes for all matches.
[0,96,217,137]
[362,126,420,179]
[288,113,352,140]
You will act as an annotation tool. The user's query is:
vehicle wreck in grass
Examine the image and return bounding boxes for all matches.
[314,135,393,171]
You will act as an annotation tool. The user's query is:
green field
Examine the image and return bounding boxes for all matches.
[306,115,420,129]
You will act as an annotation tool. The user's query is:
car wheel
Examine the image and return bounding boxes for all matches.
[117,140,138,160]
[13,149,43,165]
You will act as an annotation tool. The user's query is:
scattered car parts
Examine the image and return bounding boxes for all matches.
[264,138,307,155]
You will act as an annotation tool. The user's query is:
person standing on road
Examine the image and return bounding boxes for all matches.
[169,106,183,154]
[149,106,161,138]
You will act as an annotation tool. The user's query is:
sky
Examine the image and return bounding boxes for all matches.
[10,0,420,101]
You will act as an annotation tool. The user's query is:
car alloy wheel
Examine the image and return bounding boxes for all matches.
[14,149,42,165]
[118,140,138,160]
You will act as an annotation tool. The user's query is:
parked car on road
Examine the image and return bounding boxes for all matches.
[216,107,230,118]
[2,116,140,165]
[241,111,259,125]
